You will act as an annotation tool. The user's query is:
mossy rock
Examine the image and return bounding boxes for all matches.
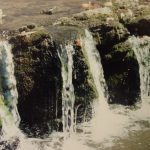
[54,7,118,29]
[120,5,150,36]
[10,28,62,137]
[91,21,129,56]
[101,41,140,105]
[106,42,136,61]
[126,15,150,36]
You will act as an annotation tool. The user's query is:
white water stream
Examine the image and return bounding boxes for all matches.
[128,36,150,98]
[59,44,75,133]
[0,41,20,126]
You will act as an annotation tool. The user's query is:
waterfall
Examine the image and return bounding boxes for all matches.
[59,44,75,133]
[128,36,150,99]
[0,95,20,140]
[80,30,128,142]
[82,30,108,113]
[0,40,20,125]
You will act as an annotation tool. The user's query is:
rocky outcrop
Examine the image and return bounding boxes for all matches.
[9,28,62,136]
[91,21,129,52]
[112,2,150,36]
[54,4,145,105]
[89,11,141,105]
[86,11,141,104]
[102,41,140,105]
[126,15,150,36]
[54,7,118,28]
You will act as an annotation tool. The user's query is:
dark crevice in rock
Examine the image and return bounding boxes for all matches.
[125,17,150,36]
[117,5,150,36]
[96,39,140,105]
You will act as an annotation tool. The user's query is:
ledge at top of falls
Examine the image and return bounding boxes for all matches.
[53,2,150,36]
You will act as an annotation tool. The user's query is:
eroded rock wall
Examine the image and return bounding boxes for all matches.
[10,29,62,136]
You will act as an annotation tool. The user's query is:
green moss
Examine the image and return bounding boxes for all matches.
[104,42,134,62]
[30,30,50,44]
[113,42,131,52]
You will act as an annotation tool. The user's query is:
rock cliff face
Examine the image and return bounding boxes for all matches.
[54,3,149,105]
[89,17,140,104]
[4,1,149,136]
[101,41,140,104]
[10,29,62,136]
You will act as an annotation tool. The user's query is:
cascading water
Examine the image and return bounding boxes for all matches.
[80,30,129,143]
[0,41,23,148]
[128,36,150,123]
[0,40,38,150]
[0,41,20,125]
[82,29,108,110]
[59,44,75,133]
[128,36,150,99]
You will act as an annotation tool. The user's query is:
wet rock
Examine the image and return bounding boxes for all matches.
[101,41,140,105]
[74,7,113,19]
[66,7,142,105]
[9,28,62,136]
[91,21,130,52]
[62,5,144,105]
[18,24,37,33]
[117,8,134,21]
[126,15,150,36]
